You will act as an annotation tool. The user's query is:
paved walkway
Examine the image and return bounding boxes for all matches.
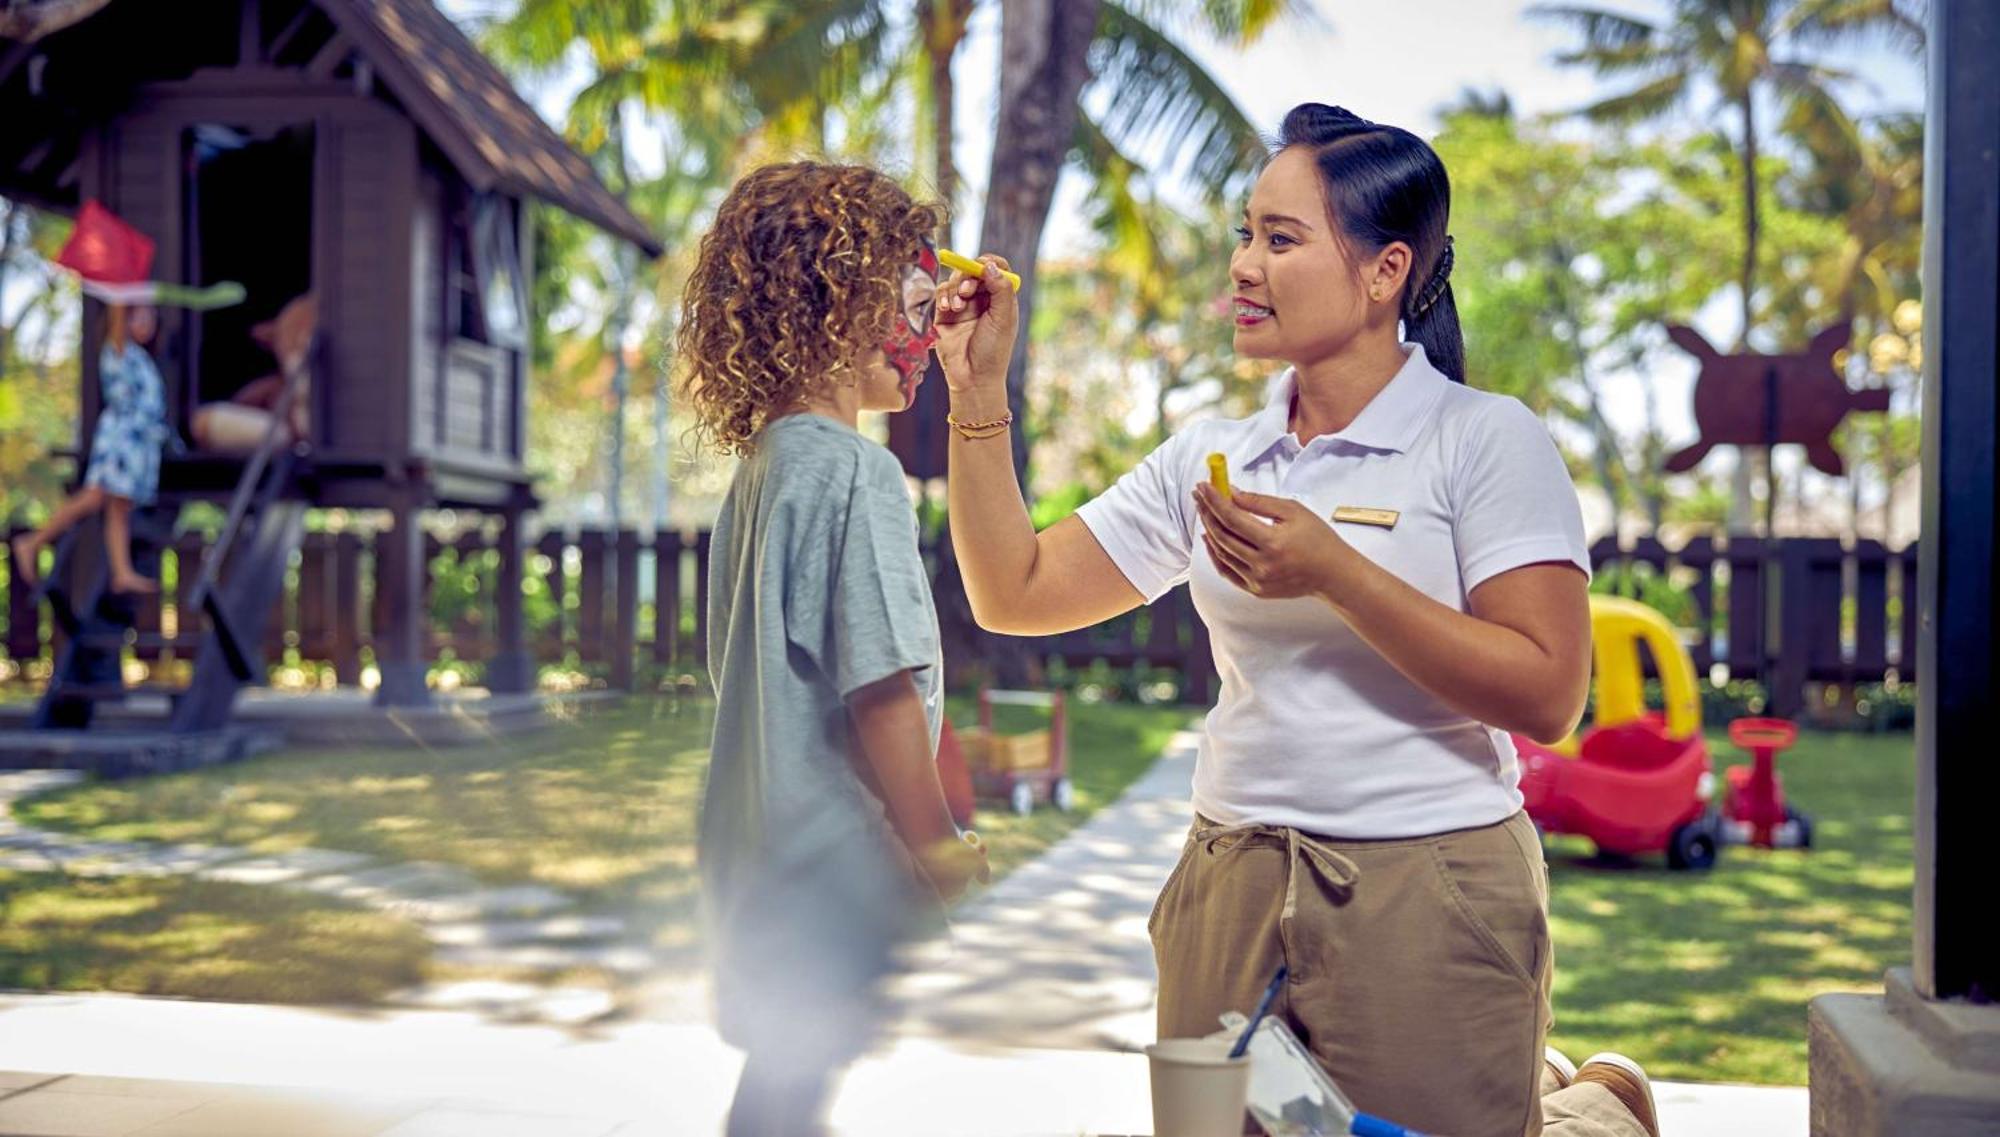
[0,731,1809,1135]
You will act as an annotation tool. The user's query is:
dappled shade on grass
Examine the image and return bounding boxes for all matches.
[1543,728,1912,1085]
[0,698,1911,1083]
[12,696,1195,990]
[0,870,429,1004]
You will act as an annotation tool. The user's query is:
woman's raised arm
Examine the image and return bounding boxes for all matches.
[934,258,1144,636]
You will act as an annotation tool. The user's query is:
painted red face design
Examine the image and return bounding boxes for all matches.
[882,243,940,386]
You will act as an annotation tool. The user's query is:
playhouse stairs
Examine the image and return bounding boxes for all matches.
[6,444,309,774]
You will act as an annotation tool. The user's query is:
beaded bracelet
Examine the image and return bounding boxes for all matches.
[947,411,1014,440]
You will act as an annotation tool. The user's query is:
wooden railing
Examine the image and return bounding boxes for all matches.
[1,524,1917,714]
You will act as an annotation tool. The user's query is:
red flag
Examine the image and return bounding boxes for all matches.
[54,200,155,285]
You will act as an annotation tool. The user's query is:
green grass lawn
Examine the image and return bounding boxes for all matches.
[6,701,1913,1084]
[1544,728,1914,1085]
[7,694,1193,1003]
[0,869,429,1003]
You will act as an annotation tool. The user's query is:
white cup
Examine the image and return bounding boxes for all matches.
[1147,1036,1252,1137]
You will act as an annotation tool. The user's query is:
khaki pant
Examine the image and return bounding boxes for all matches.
[1151,811,1646,1137]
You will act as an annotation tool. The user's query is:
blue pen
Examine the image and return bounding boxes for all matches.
[1228,963,1288,1059]
[1351,1114,1429,1137]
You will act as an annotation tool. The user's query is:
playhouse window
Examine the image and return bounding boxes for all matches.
[452,194,525,347]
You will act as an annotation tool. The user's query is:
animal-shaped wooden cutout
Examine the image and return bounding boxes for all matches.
[1663,323,1890,477]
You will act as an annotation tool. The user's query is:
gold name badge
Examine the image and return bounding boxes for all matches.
[1331,506,1400,529]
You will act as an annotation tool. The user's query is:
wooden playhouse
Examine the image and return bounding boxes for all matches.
[0,0,661,760]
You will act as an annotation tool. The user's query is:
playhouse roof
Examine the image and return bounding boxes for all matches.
[0,0,663,258]
[318,0,662,257]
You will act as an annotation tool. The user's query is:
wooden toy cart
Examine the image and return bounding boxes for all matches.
[959,688,1071,816]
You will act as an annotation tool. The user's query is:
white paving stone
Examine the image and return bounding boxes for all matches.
[0,848,58,871]
[432,942,658,975]
[77,844,246,877]
[0,770,86,801]
[29,839,161,866]
[385,981,618,1027]
[292,861,482,906]
[191,847,377,885]
[382,885,576,924]
[426,915,625,948]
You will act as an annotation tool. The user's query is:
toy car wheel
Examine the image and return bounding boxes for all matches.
[1051,777,1075,813]
[1667,816,1720,871]
[1784,805,1815,850]
[1010,781,1035,817]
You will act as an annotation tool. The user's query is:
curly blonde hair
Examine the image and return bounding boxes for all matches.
[676,162,944,455]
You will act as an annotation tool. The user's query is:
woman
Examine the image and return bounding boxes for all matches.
[934,105,1654,1137]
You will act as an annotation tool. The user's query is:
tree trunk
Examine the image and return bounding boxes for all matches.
[977,0,1098,489]
[1736,95,1760,350]
[931,0,1100,687]
[1547,258,1632,528]
[0,201,17,369]
[918,0,974,207]
[652,334,671,531]
[604,109,634,529]
[1729,94,1762,531]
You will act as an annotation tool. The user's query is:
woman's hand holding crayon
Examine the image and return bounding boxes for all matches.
[933,252,1018,411]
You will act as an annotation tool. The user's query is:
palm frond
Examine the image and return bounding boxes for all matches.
[1072,113,1178,312]
[1775,63,1866,183]
[479,0,652,73]
[1784,0,1927,56]
[1087,1,1269,204]
[1109,0,1317,50]
[1205,0,1311,43]
[1573,70,1693,124]
[732,0,892,124]
[1528,4,1660,50]
[1766,57,1859,91]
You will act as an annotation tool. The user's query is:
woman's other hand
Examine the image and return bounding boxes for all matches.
[934,254,1018,401]
[1193,483,1354,602]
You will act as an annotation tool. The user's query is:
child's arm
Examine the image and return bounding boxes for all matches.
[848,670,990,901]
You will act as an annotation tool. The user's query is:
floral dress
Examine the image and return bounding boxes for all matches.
[83,341,169,505]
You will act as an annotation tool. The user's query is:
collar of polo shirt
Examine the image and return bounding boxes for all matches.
[1230,342,1453,470]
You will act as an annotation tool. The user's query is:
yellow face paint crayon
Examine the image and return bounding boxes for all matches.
[938,248,1022,291]
[1207,453,1231,497]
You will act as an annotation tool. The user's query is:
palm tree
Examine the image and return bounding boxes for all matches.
[1535,0,1920,352]
[1791,112,1922,541]
[915,0,976,208]
[479,0,899,526]
[1534,0,1921,529]
[1794,111,1923,329]
[974,0,1298,486]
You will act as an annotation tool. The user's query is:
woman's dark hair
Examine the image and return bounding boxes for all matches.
[1277,103,1465,383]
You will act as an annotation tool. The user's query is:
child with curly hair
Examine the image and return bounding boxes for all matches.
[678,160,989,1137]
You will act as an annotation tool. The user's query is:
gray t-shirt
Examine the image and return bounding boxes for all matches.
[699,413,943,1027]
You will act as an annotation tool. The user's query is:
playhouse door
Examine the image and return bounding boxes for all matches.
[182,122,317,412]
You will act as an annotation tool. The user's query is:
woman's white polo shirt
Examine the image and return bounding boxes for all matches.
[1075,344,1590,838]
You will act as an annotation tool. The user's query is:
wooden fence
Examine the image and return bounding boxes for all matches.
[1,524,1916,715]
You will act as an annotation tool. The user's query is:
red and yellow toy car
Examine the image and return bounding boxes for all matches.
[1515,596,1724,870]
